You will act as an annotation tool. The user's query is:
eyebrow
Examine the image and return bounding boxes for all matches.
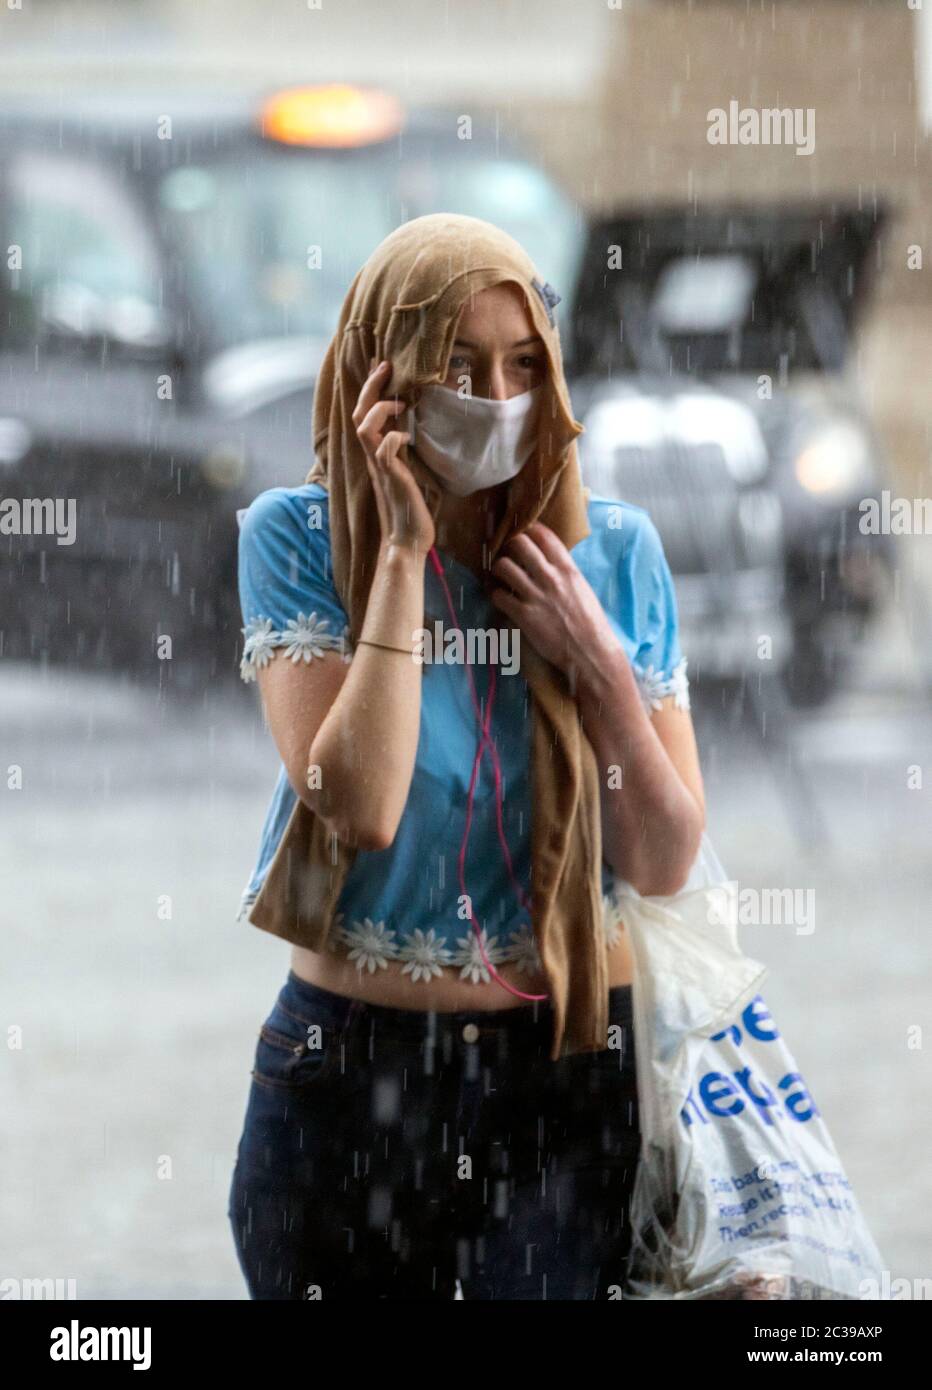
[452,335,544,350]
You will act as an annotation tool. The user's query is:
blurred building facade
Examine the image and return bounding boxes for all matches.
[516,1,931,516]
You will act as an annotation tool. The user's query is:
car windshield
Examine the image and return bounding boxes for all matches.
[653,255,758,335]
[572,209,885,377]
[158,143,582,352]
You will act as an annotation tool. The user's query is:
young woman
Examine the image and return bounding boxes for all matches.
[227,213,705,1300]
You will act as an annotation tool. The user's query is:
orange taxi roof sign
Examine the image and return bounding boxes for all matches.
[258,84,404,148]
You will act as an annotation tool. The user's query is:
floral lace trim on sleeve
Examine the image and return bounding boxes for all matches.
[632,655,690,713]
[236,886,259,921]
[239,612,353,683]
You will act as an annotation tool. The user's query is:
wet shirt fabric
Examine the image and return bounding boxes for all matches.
[236,482,689,986]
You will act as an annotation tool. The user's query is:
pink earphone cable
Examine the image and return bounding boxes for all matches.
[427,550,528,906]
[428,545,547,1003]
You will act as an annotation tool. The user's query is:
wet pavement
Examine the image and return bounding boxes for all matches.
[2,591,930,1298]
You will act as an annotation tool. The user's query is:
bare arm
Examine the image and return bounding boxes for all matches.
[574,654,705,895]
[254,358,436,853]
[257,542,426,851]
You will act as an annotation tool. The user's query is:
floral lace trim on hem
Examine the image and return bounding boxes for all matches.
[235,898,628,978]
[239,612,353,683]
[633,655,690,713]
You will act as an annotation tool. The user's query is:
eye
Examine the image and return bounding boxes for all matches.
[516,354,546,372]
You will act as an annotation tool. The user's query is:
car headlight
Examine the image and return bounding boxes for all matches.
[794,420,873,500]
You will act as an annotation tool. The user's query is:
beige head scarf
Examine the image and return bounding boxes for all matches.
[246,212,609,1060]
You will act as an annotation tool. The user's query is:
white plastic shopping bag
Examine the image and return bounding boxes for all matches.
[619,833,887,1300]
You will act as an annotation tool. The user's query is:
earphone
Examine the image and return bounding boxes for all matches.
[428,544,548,1004]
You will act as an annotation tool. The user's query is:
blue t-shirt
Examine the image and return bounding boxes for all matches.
[236,483,689,984]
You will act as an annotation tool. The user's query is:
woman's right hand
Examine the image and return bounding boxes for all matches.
[354,358,436,552]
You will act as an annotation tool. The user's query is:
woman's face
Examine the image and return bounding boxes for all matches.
[441,283,548,400]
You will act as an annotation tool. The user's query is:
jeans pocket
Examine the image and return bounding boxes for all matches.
[250,997,344,1092]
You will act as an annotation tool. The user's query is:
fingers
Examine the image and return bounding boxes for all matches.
[352,359,392,426]
[374,429,412,468]
[489,586,522,622]
[525,521,574,571]
[353,358,405,457]
[490,554,537,601]
[358,399,407,459]
[500,530,555,589]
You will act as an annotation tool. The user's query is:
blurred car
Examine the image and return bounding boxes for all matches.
[566,205,892,706]
[0,83,582,684]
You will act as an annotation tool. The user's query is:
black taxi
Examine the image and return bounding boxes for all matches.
[0,83,582,687]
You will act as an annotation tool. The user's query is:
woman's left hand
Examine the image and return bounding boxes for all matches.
[489,521,617,685]
[491,521,706,895]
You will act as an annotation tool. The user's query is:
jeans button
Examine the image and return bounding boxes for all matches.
[462,1023,479,1044]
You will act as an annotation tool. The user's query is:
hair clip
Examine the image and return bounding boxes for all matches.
[531,277,562,327]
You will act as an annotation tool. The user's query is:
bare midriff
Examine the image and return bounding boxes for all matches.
[290,929,633,1011]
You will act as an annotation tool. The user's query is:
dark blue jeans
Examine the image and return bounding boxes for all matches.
[228,970,640,1300]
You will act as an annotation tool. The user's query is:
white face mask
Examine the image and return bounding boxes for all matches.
[407,384,542,496]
